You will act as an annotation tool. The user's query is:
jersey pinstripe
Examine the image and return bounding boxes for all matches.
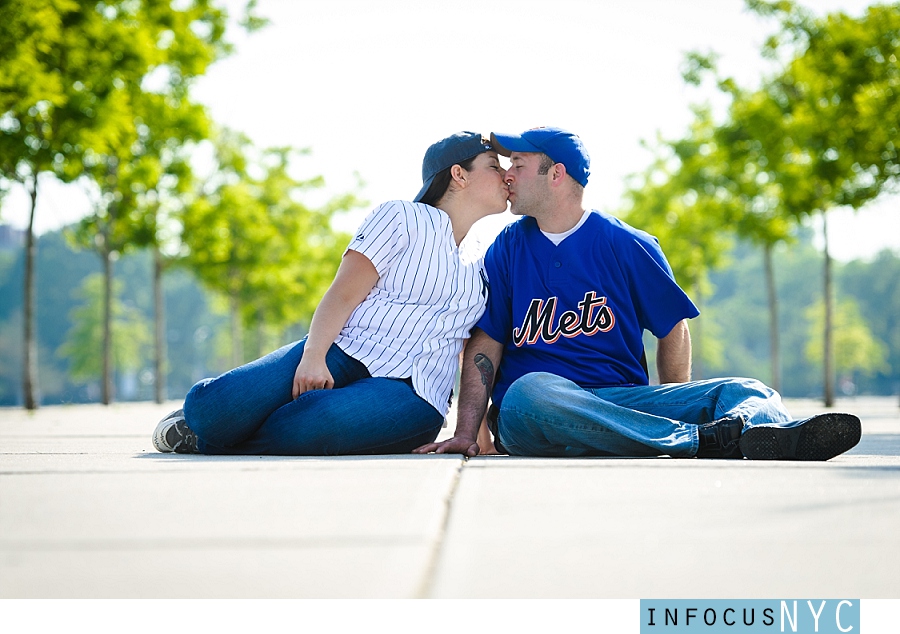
[335,200,488,416]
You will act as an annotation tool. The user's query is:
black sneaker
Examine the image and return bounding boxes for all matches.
[152,409,199,454]
[739,413,861,461]
[696,416,745,458]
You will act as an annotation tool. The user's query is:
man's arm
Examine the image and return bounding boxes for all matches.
[413,328,504,456]
[656,319,691,383]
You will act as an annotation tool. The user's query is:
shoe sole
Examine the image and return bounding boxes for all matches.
[739,413,861,461]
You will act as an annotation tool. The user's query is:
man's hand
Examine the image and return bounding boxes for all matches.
[413,436,480,457]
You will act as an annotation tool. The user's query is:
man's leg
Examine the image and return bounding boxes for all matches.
[497,372,698,457]
[497,373,860,460]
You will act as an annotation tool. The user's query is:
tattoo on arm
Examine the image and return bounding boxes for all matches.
[473,353,494,402]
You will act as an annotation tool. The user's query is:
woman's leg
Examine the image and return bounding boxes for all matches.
[184,339,370,449]
[200,377,444,455]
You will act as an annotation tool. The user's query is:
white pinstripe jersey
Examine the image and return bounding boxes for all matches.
[334,200,489,416]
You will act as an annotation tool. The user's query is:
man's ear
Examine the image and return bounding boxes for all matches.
[550,162,568,188]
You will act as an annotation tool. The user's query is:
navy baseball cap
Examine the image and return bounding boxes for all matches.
[414,131,494,203]
[490,127,590,186]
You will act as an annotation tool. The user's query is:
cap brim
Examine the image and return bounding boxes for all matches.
[490,132,542,157]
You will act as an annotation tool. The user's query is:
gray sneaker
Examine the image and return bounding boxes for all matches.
[152,409,199,454]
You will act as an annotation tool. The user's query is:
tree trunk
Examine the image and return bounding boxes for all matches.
[764,244,781,392]
[823,212,835,407]
[22,173,39,410]
[102,248,114,405]
[153,246,166,404]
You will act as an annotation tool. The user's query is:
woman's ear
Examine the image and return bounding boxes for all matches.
[449,164,467,189]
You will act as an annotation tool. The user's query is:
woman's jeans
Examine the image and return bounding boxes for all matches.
[183,339,443,455]
[497,372,793,457]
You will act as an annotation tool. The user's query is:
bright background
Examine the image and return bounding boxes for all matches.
[3,0,898,260]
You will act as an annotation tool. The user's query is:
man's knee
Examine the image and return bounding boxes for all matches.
[722,377,779,399]
[503,372,567,409]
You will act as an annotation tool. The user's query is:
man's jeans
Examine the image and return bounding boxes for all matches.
[183,338,443,455]
[497,372,793,457]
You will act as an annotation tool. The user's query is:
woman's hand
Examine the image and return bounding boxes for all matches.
[292,354,334,399]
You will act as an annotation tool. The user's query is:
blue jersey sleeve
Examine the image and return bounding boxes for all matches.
[613,223,699,338]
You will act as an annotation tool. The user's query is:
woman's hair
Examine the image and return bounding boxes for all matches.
[418,155,478,207]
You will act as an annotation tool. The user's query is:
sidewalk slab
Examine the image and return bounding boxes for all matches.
[1,403,463,598]
[1,396,897,599]
[428,399,900,598]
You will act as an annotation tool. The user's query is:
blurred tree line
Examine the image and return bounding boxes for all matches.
[622,0,899,406]
[0,0,361,408]
[1,224,896,405]
[1,0,898,408]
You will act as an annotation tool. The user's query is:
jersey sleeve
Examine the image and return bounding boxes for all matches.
[475,227,514,343]
[617,228,699,339]
[345,201,410,276]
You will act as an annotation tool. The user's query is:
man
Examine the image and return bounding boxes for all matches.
[415,127,861,460]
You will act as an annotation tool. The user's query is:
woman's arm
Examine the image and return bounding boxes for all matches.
[292,250,379,398]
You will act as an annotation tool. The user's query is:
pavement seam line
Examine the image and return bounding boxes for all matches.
[413,457,467,599]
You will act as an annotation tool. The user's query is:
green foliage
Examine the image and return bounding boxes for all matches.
[180,130,362,341]
[621,110,739,295]
[741,1,900,216]
[703,237,898,396]
[58,273,152,382]
[804,296,889,378]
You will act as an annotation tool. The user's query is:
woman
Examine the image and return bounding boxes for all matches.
[153,131,508,455]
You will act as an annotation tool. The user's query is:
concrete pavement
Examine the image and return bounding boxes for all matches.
[1,397,898,599]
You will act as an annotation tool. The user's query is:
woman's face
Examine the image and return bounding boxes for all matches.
[463,151,509,216]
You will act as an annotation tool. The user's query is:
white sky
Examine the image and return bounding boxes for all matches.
[2,0,898,261]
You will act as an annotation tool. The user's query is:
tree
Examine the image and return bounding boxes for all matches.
[0,0,233,408]
[804,296,889,394]
[180,130,362,366]
[745,0,900,404]
[677,1,900,403]
[65,0,231,404]
[58,273,153,389]
[0,0,101,408]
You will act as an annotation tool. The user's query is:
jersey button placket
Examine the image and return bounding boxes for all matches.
[549,249,566,284]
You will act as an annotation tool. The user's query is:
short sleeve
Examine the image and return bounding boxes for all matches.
[618,230,699,338]
[345,201,410,276]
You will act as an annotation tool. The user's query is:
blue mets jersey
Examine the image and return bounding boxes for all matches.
[477,210,699,407]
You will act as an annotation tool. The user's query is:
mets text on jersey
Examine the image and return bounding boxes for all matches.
[512,291,615,346]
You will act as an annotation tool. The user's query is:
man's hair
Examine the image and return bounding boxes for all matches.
[536,152,585,197]
[418,155,479,207]
[536,153,555,175]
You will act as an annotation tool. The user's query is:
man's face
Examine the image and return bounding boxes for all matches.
[504,151,551,217]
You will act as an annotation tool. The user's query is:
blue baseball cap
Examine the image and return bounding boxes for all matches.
[490,127,590,186]
[414,131,495,203]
